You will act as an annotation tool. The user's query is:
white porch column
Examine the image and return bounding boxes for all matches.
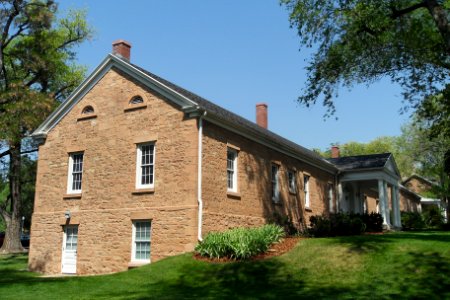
[378,179,390,228]
[383,181,391,227]
[391,185,401,228]
[394,185,401,227]
[337,182,343,212]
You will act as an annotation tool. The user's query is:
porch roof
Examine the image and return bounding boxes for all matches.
[327,153,391,171]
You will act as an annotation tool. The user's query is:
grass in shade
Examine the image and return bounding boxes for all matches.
[1,231,449,299]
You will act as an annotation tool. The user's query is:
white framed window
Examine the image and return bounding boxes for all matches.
[227,148,238,192]
[131,220,151,262]
[288,170,296,193]
[271,164,280,202]
[304,174,310,208]
[328,183,334,212]
[136,143,155,189]
[67,152,84,194]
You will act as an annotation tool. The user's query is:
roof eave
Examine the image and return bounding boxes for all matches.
[204,113,337,174]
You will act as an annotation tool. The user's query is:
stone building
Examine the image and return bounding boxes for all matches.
[402,174,447,219]
[29,40,406,275]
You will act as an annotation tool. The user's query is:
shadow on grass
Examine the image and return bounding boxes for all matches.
[141,259,354,300]
[328,231,450,254]
[397,251,450,298]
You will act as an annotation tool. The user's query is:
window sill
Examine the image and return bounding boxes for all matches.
[124,104,147,112]
[63,193,82,199]
[128,261,150,269]
[77,114,97,121]
[289,190,297,195]
[227,191,241,199]
[132,188,155,195]
[305,207,312,212]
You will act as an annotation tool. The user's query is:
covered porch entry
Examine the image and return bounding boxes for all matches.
[337,179,401,229]
[328,153,402,230]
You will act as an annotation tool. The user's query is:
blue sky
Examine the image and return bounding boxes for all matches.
[58,0,411,150]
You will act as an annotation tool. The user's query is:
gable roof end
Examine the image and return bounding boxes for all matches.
[31,54,199,138]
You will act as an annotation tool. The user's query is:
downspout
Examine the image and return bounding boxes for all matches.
[197,111,207,241]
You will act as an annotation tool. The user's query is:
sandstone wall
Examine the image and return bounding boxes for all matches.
[29,68,199,275]
[201,122,335,234]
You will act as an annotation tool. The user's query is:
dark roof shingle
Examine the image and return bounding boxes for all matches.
[326,153,391,171]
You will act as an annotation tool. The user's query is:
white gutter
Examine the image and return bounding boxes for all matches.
[197,111,207,241]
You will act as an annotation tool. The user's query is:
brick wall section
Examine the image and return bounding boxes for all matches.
[201,122,335,233]
[29,68,199,275]
[399,190,421,212]
[404,177,433,195]
[359,184,379,213]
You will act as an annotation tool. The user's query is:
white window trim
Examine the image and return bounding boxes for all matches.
[135,143,155,189]
[66,152,83,194]
[288,170,296,194]
[271,164,280,202]
[227,148,238,192]
[304,174,310,208]
[131,220,151,263]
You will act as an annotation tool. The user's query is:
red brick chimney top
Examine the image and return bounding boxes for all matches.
[331,146,340,158]
[112,39,131,61]
[256,103,268,129]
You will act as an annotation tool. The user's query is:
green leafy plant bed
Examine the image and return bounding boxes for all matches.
[195,224,285,260]
[194,237,302,263]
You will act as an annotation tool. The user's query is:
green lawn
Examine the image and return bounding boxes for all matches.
[1,231,449,299]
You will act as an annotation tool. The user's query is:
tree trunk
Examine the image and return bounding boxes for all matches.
[426,0,450,55]
[0,140,24,253]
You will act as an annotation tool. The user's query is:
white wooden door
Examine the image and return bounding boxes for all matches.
[62,225,78,274]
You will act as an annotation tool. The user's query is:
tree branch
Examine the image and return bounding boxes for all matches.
[3,22,30,49]
[0,149,10,159]
[20,148,38,155]
[0,0,21,82]
[391,1,427,19]
[1,0,21,47]
[0,148,38,159]
[53,83,74,100]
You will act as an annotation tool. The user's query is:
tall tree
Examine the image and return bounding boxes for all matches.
[399,120,450,218]
[0,0,91,253]
[280,0,449,118]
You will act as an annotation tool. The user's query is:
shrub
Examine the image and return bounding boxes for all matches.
[195,224,285,260]
[309,212,382,237]
[423,206,445,227]
[269,212,299,236]
[440,222,450,231]
[401,212,425,230]
[361,212,383,232]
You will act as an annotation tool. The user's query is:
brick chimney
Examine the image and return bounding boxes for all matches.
[256,103,268,129]
[112,39,131,60]
[331,146,340,158]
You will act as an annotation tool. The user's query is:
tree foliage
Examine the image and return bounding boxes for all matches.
[0,0,92,253]
[317,136,414,175]
[281,0,450,117]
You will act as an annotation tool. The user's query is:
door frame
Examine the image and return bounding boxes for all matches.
[61,224,78,274]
